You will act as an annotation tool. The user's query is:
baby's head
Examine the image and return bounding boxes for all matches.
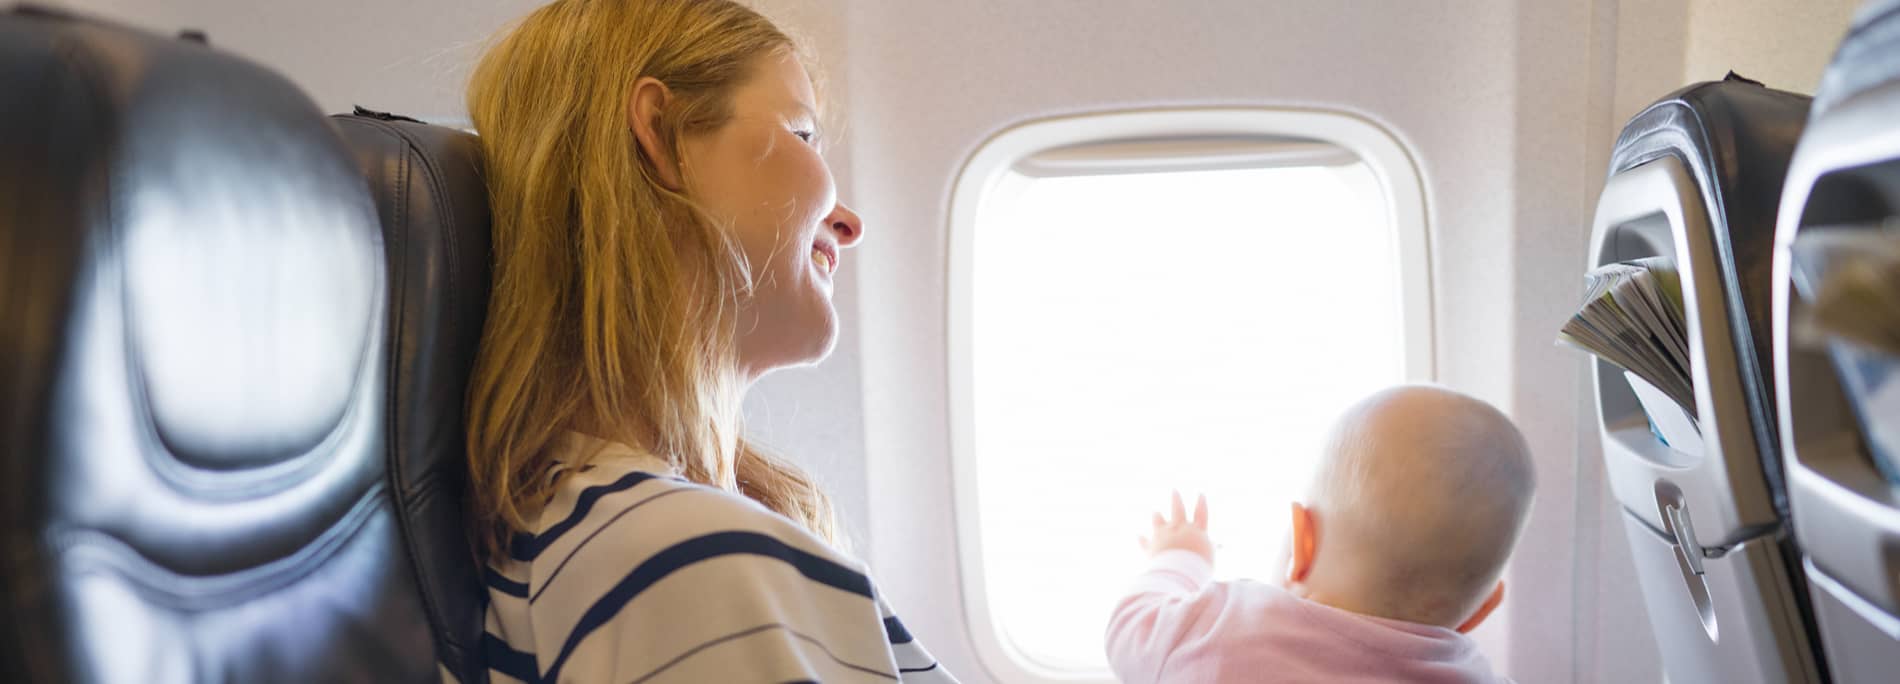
[1286,385,1535,632]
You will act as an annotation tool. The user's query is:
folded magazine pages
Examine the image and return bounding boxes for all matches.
[1560,256,1700,448]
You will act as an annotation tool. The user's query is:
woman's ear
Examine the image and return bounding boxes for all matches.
[1456,581,1506,633]
[628,76,685,191]
[1288,502,1317,585]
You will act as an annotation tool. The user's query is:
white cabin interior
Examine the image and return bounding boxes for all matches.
[16,1,1885,681]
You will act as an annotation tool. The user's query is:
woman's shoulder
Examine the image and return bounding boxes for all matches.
[515,451,852,575]
[485,456,909,684]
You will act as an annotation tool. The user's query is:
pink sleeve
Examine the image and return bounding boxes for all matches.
[1103,550,1219,684]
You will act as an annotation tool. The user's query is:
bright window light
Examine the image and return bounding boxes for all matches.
[968,161,1410,674]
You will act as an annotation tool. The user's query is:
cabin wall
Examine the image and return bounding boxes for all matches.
[43,0,851,123]
[1682,0,1861,92]
[1580,4,1687,682]
[48,0,515,121]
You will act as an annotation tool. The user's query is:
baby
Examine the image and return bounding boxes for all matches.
[1105,385,1535,683]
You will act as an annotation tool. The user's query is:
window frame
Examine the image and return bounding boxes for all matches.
[945,107,1434,683]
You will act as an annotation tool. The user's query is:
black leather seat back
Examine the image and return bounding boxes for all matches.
[331,109,493,684]
[0,9,436,682]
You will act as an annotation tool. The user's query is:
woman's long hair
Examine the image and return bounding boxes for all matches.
[465,0,839,559]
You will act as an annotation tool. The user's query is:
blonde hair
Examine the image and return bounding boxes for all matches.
[465,0,839,559]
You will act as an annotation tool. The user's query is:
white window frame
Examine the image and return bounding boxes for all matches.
[945,107,1434,683]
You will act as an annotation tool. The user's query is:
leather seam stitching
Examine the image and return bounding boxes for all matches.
[341,116,472,679]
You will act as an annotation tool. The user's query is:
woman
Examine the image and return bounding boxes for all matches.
[463,1,953,681]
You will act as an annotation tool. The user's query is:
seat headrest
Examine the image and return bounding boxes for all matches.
[331,107,494,684]
[0,7,436,681]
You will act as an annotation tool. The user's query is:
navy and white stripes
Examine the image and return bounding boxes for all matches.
[476,432,953,683]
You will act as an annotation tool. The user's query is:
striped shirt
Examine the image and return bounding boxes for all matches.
[479,432,954,684]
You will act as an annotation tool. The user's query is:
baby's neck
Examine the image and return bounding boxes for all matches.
[1287,581,1369,616]
[1288,579,1459,630]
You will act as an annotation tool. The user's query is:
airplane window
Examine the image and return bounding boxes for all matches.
[948,111,1431,681]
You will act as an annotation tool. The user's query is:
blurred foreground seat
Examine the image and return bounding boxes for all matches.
[0,6,486,682]
[1773,1,1900,681]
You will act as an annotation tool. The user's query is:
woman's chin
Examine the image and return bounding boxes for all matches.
[741,314,839,383]
[797,298,842,362]
[799,315,842,366]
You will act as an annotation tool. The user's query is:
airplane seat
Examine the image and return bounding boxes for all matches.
[1587,76,1824,683]
[326,107,494,684]
[1772,0,1900,680]
[0,7,471,682]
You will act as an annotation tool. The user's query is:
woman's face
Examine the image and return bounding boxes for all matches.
[679,52,863,382]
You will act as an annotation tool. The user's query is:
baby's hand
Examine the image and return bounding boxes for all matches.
[1140,491,1214,563]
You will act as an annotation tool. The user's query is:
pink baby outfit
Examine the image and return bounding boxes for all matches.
[1105,550,1512,684]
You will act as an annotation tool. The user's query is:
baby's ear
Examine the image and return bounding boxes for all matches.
[1456,581,1506,633]
[1288,503,1317,584]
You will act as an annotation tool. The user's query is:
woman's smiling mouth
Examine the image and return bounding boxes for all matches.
[810,240,837,276]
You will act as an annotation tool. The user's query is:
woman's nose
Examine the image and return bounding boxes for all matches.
[826,202,864,248]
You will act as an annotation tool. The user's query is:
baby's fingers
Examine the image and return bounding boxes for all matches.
[1170,490,1187,524]
[1193,494,1209,530]
[1152,512,1166,530]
